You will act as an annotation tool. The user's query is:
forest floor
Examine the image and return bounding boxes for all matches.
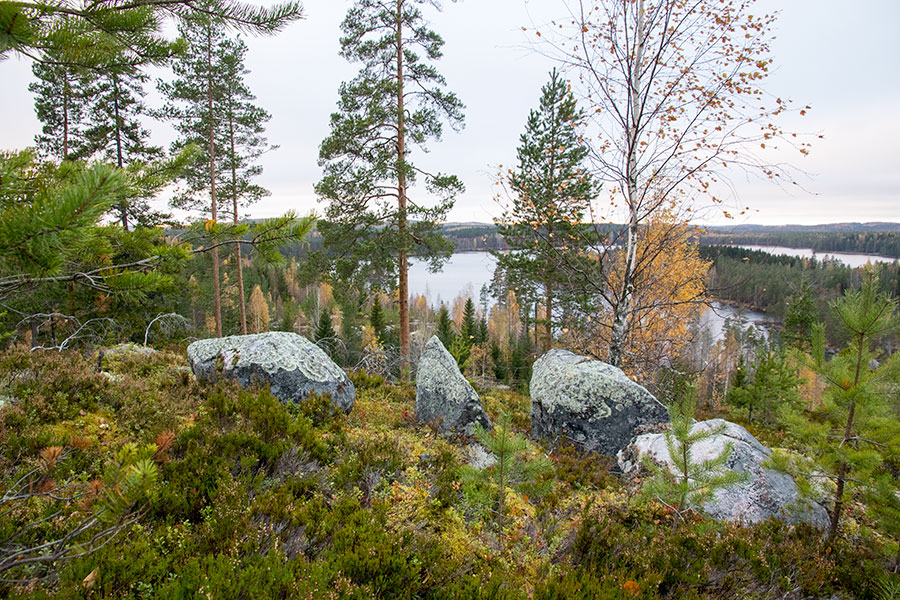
[0,346,894,599]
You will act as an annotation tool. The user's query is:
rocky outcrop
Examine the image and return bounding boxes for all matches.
[530,349,669,456]
[416,336,490,435]
[187,332,355,413]
[618,418,829,528]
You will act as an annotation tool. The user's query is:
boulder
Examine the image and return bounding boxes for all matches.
[187,332,355,413]
[416,336,490,435]
[104,342,158,358]
[618,418,829,528]
[530,349,668,456]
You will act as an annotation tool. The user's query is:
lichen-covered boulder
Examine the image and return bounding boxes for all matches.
[416,336,490,435]
[618,419,829,528]
[187,332,354,412]
[530,349,668,456]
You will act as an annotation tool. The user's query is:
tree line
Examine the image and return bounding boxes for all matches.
[702,231,900,258]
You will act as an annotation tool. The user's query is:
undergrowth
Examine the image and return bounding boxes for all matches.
[0,348,895,599]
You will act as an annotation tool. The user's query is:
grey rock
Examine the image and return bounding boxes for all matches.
[618,418,829,528]
[415,336,490,435]
[530,349,669,456]
[467,443,498,470]
[187,332,355,412]
[104,343,158,357]
[0,393,15,410]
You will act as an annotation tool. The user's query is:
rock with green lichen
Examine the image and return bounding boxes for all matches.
[530,349,668,456]
[187,332,355,412]
[416,336,490,435]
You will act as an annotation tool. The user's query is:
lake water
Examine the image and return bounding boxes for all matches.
[409,251,769,343]
[735,245,898,269]
[697,302,770,342]
[408,252,498,305]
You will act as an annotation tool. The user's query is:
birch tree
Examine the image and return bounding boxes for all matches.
[536,0,811,366]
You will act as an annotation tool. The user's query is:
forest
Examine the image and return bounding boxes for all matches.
[1,0,899,598]
[701,230,900,258]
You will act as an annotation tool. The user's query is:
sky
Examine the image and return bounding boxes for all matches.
[2,0,899,227]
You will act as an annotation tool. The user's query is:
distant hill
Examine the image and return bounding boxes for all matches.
[704,222,900,234]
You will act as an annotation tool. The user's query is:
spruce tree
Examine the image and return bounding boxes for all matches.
[314,308,337,357]
[436,303,454,348]
[370,295,386,344]
[783,280,819,351]
[477,316,489,347]
[316,0,465,372]
[495,69,596,351]
[460,297,477,345]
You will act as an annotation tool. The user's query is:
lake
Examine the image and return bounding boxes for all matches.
[408,251,498,305]
[697,302,771,342]
[735,245,898,269]
[409,251,770,343]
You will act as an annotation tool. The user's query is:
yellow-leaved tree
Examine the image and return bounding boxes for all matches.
[248,285,270,334]
[566,208,709,383]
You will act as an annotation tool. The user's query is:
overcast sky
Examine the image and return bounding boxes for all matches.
[2,0,899,226]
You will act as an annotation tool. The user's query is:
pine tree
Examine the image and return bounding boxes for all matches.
[158,18,230,337]
[0,150,173,302]
[495,69,597,352]
[436,303,454,348]
[2,0,302,68]
[218,35,275,334]
[81,61,162,229]
[640,389,747,528]
[316,0,465,373]
[29,50,88,161]
[470,416,552,545]
[728,346,801,424]
[779,267,900,541]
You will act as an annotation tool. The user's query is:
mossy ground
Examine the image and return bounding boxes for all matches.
[0,348,895,599]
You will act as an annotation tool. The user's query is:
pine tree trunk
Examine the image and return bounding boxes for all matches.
[829,333,864,540]
[229,109,248,335]
[396,0,410,374]
[207,26,223,338]
[62,72,70,161]
[608,0,645,368]
[112,74,128,230]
